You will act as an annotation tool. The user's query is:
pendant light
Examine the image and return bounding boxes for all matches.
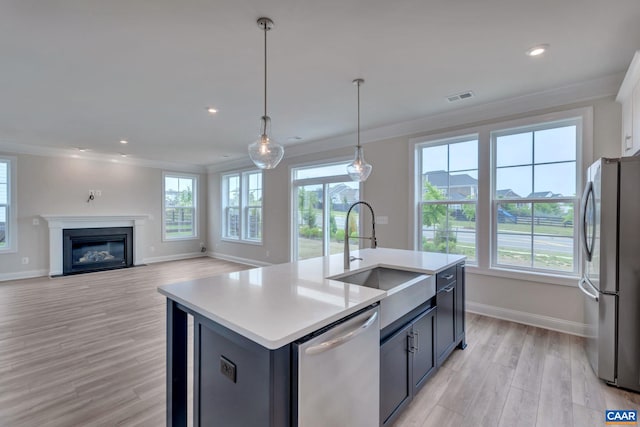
[248,17,284,170]
[346,78,372,181]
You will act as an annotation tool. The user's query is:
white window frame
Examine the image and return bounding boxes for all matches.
[410,107,593,286]
[0,156,17,253]
[221,170,263,244]
[491,118,581,275]
[290,159,362,262]
[162,172,199,241]
[414,134,479,265]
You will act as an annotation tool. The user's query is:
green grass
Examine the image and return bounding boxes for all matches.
[497,248,574,271]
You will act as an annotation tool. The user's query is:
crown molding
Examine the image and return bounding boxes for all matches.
[0,141,207,174]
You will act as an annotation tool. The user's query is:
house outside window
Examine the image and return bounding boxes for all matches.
[416,136,478,264]
[0,157,16,252]
[222,171,263,243]
[163,172,198,240]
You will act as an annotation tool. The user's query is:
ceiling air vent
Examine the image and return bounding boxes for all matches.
[447,91,475,103]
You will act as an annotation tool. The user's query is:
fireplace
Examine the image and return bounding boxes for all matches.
[42,215,147,277]
[63,227,133,275]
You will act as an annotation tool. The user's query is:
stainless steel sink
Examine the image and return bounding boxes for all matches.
[329,267,435,329]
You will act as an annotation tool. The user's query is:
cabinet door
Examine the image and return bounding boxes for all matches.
[455,264,465,343]
[380,323,412,426]
[435,283,456,366]
[632,81,640,155]
[412,307,436,394]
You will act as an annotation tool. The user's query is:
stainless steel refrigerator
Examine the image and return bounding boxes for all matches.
[579,156,640,393]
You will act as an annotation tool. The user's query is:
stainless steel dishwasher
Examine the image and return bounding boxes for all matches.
[294,305,380,427]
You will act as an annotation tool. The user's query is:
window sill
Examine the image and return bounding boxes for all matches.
[221,238,263,246]
[162,235,199,242]
[0,248,17,254]
[466,265,579,287]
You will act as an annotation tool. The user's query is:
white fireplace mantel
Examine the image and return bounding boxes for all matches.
[41,215,148,276]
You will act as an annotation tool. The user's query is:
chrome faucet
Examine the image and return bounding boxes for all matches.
[344,201,377,269]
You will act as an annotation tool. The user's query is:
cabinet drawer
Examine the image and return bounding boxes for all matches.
[436,266,456,291]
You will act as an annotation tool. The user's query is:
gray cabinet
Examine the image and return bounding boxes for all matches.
[380,322,412,426]
[411,307,436,393]
[435,263,467,366]
[380,305,436,426]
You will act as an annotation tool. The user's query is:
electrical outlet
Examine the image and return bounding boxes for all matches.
[32,218,39,226]
[377,216,389,225]
[21,257,29,265]
[220,356,236,383]
[96,190,102,197]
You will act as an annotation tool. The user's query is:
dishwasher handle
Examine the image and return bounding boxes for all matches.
[305,311,378,356]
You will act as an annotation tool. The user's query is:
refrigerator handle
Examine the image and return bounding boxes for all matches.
[578,277,599,301]
[580,181,594,262]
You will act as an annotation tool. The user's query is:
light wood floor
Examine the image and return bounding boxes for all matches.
[0,258,638,426]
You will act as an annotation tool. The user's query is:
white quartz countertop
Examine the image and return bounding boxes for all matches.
[158,248,465,349]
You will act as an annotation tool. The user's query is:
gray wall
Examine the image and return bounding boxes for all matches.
[209,96,622,328]
[0,153,207,279]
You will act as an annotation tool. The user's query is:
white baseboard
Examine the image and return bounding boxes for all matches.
[467,301,588,337]
[208,252,272,268]
[143,252,206,264]
[0,269,49,282]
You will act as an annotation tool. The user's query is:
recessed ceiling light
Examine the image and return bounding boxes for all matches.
[120,140,128,144]
[119,153,128,158]
[526,44,549,57]
[77,147,87,152]
[207,107,218,114]
[71,154,80,158]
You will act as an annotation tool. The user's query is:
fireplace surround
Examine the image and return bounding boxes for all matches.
[41,215,147,277]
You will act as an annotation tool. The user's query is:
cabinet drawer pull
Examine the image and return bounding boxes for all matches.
[413,331,419,352]
[443,285,455,293]
[441,274,454,281]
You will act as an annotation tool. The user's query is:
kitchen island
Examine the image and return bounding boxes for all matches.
[158,248,465,426]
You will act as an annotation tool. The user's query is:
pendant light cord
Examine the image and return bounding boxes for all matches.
[357,81,360,148]
[264,24,268,119]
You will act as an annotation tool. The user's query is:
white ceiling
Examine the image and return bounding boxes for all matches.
[1,0,639,167]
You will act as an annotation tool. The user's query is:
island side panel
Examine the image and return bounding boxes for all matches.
[167,300,188,427]
[195,314,291,427]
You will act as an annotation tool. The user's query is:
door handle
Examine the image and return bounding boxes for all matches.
[305,310,378,355]
[580,181,594,262]
[578,278,599,302]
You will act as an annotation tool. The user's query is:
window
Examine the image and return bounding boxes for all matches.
[413,108,589,281]
[492,120,579,273]
[222,171,263,243]
[163,173,198,240]
[416,136,478,264]
[291,162,360,260]
[0,157,16,253]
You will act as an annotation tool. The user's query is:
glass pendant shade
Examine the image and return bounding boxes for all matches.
[248,115,284,169]
[347,146,372,182]
[347,78,372,182]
